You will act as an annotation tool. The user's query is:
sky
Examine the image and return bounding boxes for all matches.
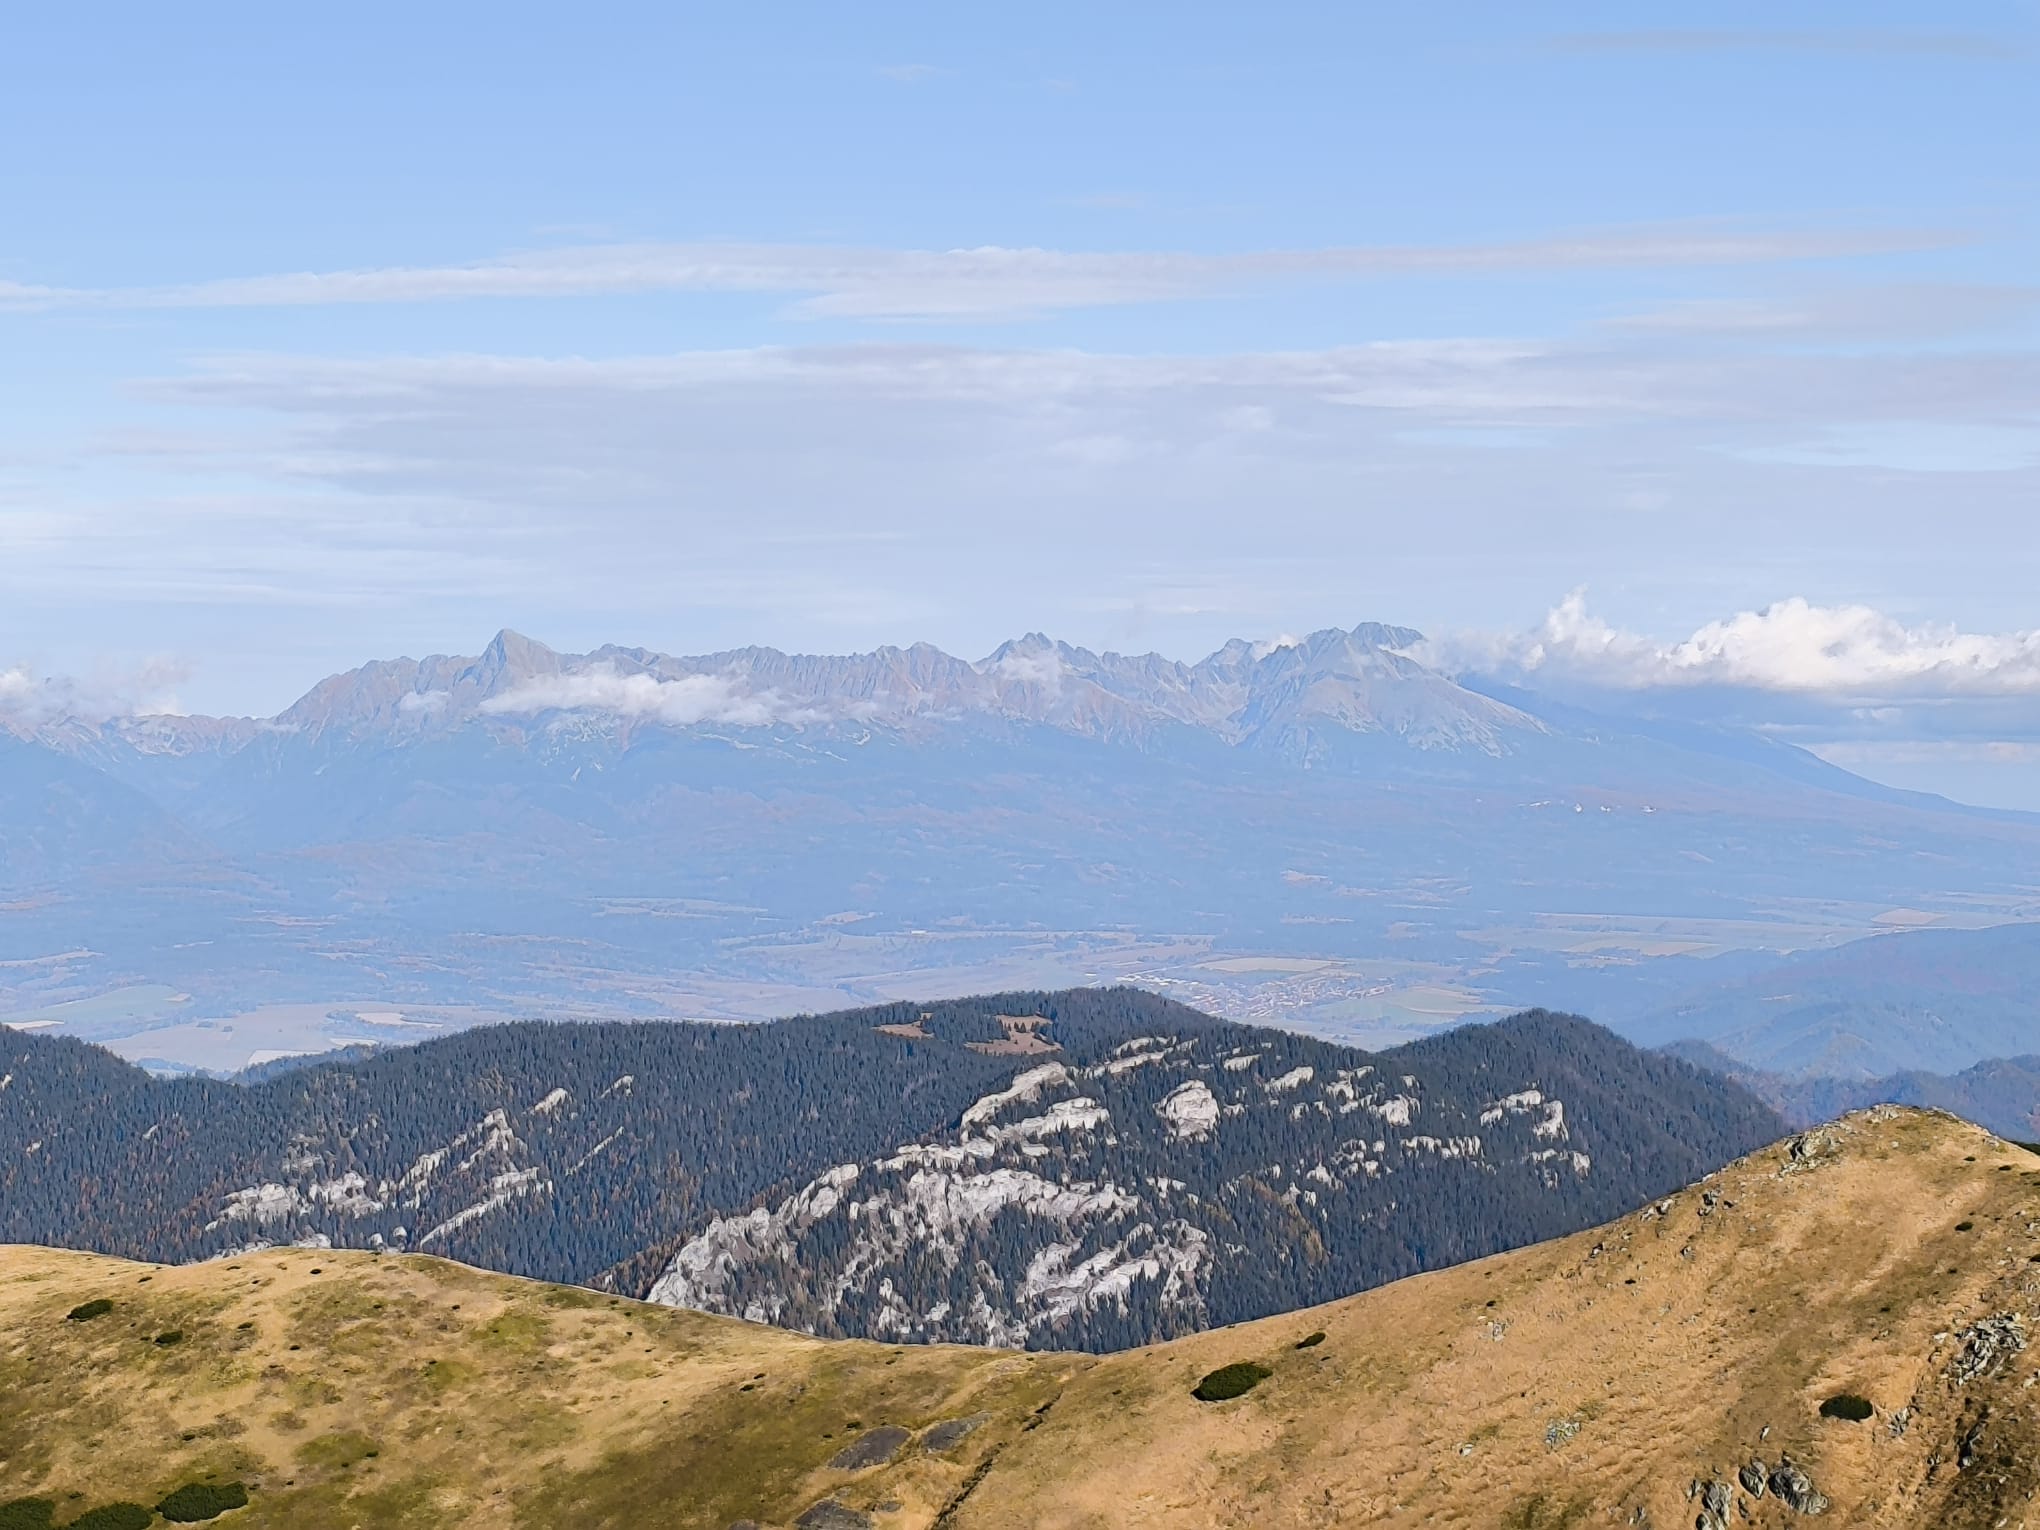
[2,2,2037,803]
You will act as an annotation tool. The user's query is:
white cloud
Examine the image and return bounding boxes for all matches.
[397,689,449,713]
[1436,591,2040,699]
[157,333,2040,431]
[992,649,1065,695]
[0,225,1958,322]
[0,657,189,726]
[477,666,817,727]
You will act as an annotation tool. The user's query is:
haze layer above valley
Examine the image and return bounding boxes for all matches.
[5,623,2039,1074]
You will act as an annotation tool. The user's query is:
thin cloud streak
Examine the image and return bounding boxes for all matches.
[1608,283,2040,342]
[1553,29,2023,59]
[154,336,2040,432]
[0,225,1966,321]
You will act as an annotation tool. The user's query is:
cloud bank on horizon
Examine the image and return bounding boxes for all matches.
[1431,593,2040,700]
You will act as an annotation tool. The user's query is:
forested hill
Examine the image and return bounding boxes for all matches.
[0,989,1783,1351]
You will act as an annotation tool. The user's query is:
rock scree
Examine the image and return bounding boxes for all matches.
[828,1426,912,1471]
[920,1414,990,1453]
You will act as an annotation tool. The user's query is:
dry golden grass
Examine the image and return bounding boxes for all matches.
[3,1108,2036,1528]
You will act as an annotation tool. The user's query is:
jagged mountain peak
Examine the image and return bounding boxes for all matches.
[471,628,564,689]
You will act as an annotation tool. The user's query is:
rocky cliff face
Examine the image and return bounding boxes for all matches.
[637,1012,1779,1350]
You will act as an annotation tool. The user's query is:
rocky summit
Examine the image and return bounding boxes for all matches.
[3,1108,2035,1528]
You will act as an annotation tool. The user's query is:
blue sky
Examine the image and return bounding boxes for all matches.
[2,3,2037,800]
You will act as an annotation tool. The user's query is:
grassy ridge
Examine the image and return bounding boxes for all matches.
[4,1113,2038,1527]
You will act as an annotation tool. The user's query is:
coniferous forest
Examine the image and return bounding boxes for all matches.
[0,989,1783,1350]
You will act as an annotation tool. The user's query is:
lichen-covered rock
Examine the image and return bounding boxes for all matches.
[1768,1459,1829,1515]
[828,1426,911,1471]
[795,1502,874,1530]
[1950,1314,2028,1386]
[920,1413,990,1453]
[1693,1477,1734,1529]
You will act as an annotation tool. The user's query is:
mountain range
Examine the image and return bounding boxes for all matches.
[0,989,1782,1352]
[6,623,2039,1070]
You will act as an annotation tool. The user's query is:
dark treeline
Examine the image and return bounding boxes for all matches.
[0,989,1211,1280]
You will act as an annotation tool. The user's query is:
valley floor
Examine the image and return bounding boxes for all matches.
[4,1109,2038,1528]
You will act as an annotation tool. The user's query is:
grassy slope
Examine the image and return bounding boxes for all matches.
[4,1109,2037,1529]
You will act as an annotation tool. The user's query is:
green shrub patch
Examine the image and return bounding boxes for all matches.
[1192,1361,1272,1402]
[64,1299,114,1323]
[1820,1393,1875,1422]
[62,1506,153,1530]
[0,1498,57,1530]
[158,1482,249,1522]
[153,1331,185,1347]
[1295,1331,1326,1349]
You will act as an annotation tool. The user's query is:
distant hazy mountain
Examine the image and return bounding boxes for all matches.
[0,989,1780,1351]
[1665,1037,2040,1142]
[1620,921,2040,1078]
[47,622,1543,754]
[7,623,2040,1046]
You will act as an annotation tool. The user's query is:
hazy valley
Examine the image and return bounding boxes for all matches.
[7,625,2037,1082]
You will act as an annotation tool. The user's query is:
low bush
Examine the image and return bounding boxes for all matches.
[1191,1361,1272,1402]
[64,1300,113,1323]
[62,1506,153,1530]
[158,1482,249,1522]
[1820,1393,1875,1422]
[1294,1331,1326,1349]
[153,1331,185,1347]
[0,1498,56,1530]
